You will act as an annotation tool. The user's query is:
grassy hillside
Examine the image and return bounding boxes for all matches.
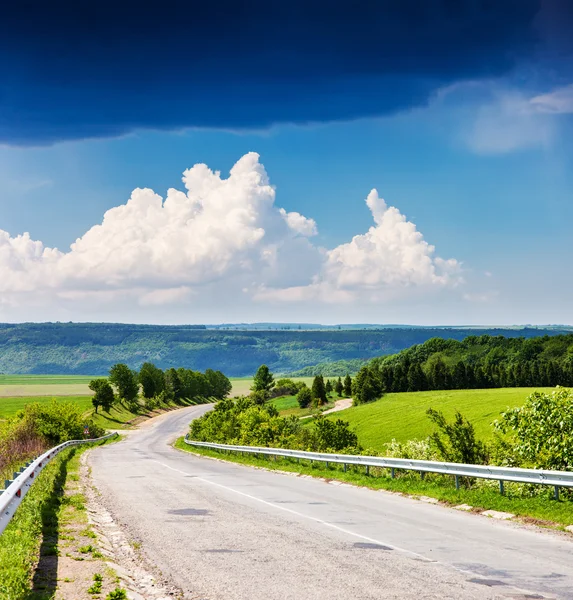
[0,322,569,376]
[328,387,554,451]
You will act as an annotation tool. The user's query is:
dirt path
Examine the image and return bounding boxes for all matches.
[299,397,353,420]
[320,397,353,415]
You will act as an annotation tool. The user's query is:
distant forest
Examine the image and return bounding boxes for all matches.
[0,322,571,376]
[365,333,573,393]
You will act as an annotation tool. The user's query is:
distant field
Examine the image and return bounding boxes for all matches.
[0,395,93,419]
[0,375,314,398]
[0,375,96,385]
[0,374,95,397]
[328,387,554,451]
[0,375,315,423]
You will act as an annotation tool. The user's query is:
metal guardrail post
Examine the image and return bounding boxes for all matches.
[182,440,573,496]
[555,486,560,501]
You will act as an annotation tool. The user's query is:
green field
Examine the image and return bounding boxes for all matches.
[0,395,94,419]
[0,375,314,399]
[328,387,554,451]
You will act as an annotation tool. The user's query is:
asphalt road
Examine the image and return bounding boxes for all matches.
[90,405,573,600]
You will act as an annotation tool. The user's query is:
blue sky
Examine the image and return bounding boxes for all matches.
[1,1,572,325]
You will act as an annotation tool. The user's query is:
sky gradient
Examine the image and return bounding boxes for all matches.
[1,1,572,325]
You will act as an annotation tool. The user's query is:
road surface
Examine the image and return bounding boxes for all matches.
[90,405,573,599]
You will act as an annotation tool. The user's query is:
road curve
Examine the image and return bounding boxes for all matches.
[89,405,573,600]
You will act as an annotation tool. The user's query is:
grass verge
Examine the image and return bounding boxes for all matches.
[0,437,117,600]
[174,438,573,530]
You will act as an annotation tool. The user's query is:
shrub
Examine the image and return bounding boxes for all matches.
[296,386,312,408]
[0,399,103,481]
[494,387,573,470]
[312,417,360,452]
[385,438,439,461]
[188,398,359,453]
[426,408,488,465]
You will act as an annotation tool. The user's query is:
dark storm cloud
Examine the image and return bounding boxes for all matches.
[0,0,556,145]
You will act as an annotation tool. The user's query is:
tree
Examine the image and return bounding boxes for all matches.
[407,363,426,392]
[325,379,333,395]
[252,365,275,395]
[89,378,115,413]
[138,362,165,399]
[109,364,139,404]
[335,377,344,397]
[297,386,312,408]
[165,368,183,402]
[311,375,327,406]
[352,366,383,405]
[205,369,232,399]
[451,361,467,389]
[343,374,352,396]
[427,357,448,390]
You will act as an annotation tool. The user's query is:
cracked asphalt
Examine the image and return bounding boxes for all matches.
[89,405,573,600]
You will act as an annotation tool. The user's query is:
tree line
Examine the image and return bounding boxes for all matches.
[90,362,231,413]
[352,333,573,404]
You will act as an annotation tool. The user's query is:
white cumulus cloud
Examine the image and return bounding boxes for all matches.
[0,153,462,320]
[325,190,460,289]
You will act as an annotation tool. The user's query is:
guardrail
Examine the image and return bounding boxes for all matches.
[0,433,117,535]
[184,437,573,500]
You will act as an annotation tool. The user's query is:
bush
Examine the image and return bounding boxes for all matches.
[427,408,488,465]
[312,417,360,452]
[385,438,439,461]
[272,378,301,397]
[0,399,103,481]
[494,387,573,470]
[250,390,270,405]
[296,386,312,408]
[188,397,360,453]
[21,400,104,446]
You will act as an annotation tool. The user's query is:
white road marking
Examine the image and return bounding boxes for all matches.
[154,459,441,561]
[152,458,553,598]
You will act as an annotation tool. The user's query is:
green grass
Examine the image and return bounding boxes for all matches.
[0,395,94,419]
[175,439,573,529]
[0,436,117,599]
[328,387,555,451]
